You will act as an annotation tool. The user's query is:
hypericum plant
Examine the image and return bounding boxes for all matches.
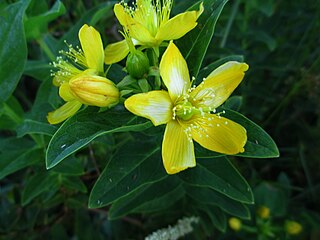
[0,0,281,239]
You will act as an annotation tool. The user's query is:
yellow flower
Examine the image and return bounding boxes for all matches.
[47,24,119,124]
[104,0,204,64]
[124,42,248,174]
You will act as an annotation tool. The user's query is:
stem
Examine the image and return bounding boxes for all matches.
[299,142,316,201]
[3,102,45,147]
[89,144,100,175]
[2,103,22,124]
[30,134,45,148]
[220,0,240,48]
[148,48,159,67]
[104,64,112,77]
[37,38,55,61]
[241,225,257,233]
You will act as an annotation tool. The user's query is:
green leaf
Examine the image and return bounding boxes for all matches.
[22,172,58,206]
[0,136,34,152]
[109,177,183,220]
[24,0,66,40]
[0,96,24,130]
[179,157,254,204]
[0,0,29,102]
[89,138,167,208]
[46,107,152,169]
[16,119,57,137]
[224,109,280,158]
[0,147,42,180]
[61,176,87,193]
[197,205,226,232]
[223,96,243,111]
[89,1,116,26]
[26,78,60,122]
[51,156,84,176]
[187,186,251,219]
[176,0,228,78]
[24,60,52,81]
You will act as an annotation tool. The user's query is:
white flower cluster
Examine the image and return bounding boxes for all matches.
[145,216,199,240]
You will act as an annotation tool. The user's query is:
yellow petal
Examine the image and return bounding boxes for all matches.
[124,90,172,126]
[156,3,203,41]
[79,24,104,73]
[189,113,247,154]
[114,3,156,45]
[127,21,156,45]
[59,83,75,102]
[162,120,196,174]
[47,100,82,124]
[113,4,128,26]
[191,61,249,109]
[159,41,190,101]
[104,40,130,64]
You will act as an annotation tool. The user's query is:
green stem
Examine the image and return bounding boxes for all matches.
[148,48,159,67]
[104,64,112,77]
[241,225,257,233]
[37,38,55,61]
[30,134,45,148]
[2,103,22,124]
[3,103,45,147]
[220,0,240,48]
[299,142,316,201]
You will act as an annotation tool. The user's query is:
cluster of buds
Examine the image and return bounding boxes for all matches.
[228,206,303,237]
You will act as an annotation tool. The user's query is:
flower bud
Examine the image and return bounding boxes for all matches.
[285,221,302,235]
[229,217,242,231]
[257,205,270,219]
[69,75,119,107]
[126,50,150,79]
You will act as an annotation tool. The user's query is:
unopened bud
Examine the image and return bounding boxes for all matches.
[257,205,270,219]
[126,50,150,79]
[229,218,241,231]
[285,221,302,235]
[69,75,119,107]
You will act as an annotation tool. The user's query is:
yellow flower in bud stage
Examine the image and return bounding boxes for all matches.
[285,221,303,235]
[257,205,271,219]
[125,42,248,174]
[104,0,204,64]
[47,24,119,124]
[68,73,119,107]
[229,218,242,231]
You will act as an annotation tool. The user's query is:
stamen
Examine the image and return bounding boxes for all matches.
[50,41,88,83]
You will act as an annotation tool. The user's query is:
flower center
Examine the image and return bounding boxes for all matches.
[123,0,173,37]
[172,91,220,122]
[174,101,195,121]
